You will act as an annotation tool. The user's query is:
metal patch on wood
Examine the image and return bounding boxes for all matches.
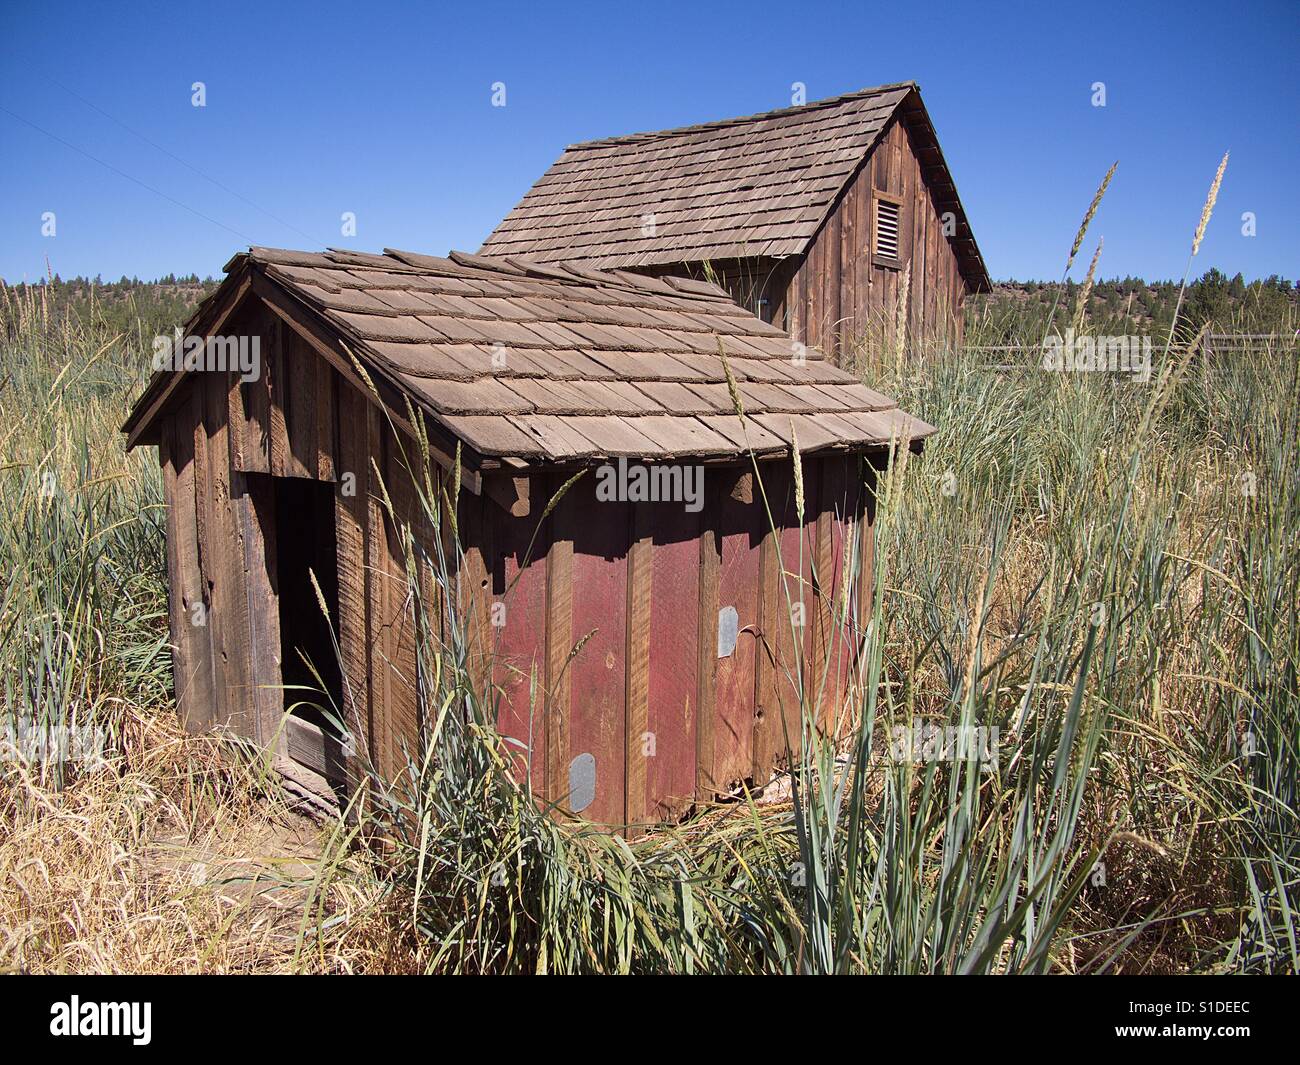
[569,752,596,813]
[717,605,739,658]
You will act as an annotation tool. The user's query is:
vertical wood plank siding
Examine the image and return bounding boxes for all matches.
[491,473,550,795]
[645,503,700,821]
[710,469,762,791]
[564,483,629,825]
[334,379,373,788]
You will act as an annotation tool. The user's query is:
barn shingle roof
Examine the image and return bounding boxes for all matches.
[131,246,935,462]
[479,82,988,290]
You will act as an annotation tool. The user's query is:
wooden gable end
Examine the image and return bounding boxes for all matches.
[787,112,971,360]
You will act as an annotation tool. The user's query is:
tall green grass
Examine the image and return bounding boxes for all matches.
[1,283,171,788]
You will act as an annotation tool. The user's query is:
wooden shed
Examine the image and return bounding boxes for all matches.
[123,246,934,824]
[481,82,991,359]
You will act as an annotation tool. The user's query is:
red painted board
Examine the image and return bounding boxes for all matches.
[564,482,629,825]
[711,469,761,791]
[645,503,700,819]
[491,475,549,794]
[764,462,817,770]
[822,458,856,733]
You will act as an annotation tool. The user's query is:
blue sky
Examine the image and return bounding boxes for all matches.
[1,0,1295,284]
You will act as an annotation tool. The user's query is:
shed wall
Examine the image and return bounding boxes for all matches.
[155,305,880,825]
[477,455,874,825]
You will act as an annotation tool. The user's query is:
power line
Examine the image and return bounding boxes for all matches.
[1,103,258,246]
[46,77,328,248]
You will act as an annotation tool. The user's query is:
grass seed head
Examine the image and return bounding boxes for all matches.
[791,422,804,523]
[1068,161,1118,272]
[719,337,743,420]
[1071,238,1104,336]
[1192,152,1229,256]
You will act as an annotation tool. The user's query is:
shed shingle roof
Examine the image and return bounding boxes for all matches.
[479,82,988,290]
[134,246,935,462]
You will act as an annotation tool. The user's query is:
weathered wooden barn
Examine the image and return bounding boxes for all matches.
[123,246,933,824]
[481,82,991,359]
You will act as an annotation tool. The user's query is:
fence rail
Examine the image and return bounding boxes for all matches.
[965,333,1297,355]
[960,334,1297,375]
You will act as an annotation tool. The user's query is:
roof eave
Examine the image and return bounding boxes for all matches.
[121,258,254,447]
[894,88,992,293]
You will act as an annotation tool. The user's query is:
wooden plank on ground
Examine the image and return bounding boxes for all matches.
[284,715,349,782]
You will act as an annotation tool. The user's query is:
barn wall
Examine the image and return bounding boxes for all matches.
[486,472,550,796]
[635,116,970,364]
[158,377,214,735]
[753,463,812,782]
[786,114,969,361]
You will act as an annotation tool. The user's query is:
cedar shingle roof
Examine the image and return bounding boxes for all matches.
[130,246,936,462]
[479,82,988,291]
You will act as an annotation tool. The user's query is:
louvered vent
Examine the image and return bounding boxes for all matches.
[875,199,901,261]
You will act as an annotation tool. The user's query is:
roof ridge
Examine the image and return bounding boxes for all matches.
[564,81,917,150]
[245,246,737,305]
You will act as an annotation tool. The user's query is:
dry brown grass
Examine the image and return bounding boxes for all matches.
[0,704,406,974]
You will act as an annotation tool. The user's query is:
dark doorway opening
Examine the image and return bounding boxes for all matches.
[272,478,344,738]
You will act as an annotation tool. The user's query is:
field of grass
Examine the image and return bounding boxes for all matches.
[2,236,1296,972]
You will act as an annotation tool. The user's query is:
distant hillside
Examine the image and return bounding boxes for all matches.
[0,275,218,349]
[3,270,1295,356]
[966,270,1297,342]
